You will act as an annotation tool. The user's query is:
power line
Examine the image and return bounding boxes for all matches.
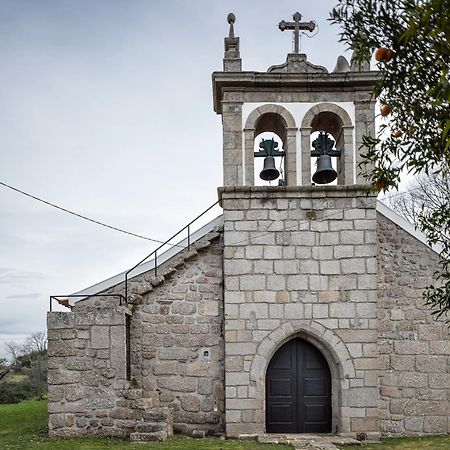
[0,180,168,245]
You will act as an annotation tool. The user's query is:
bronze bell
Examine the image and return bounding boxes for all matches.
[259,156,280,181]
[312,154,337,184]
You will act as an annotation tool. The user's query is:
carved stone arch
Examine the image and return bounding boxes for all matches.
[301,102,353,130]
[244,104,297,186]
[249,320,355,434]
[245,104,297,130]
[300,103,354,186]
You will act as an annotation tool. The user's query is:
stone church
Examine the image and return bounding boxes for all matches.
[47,13,449,442]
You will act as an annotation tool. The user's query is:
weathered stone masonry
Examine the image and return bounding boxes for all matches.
[377,214,450,436]
[220,185,380,438]
[47,235,225,438]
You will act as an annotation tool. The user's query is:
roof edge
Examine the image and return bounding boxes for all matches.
[72,215,224,298]
[376,201,442,255]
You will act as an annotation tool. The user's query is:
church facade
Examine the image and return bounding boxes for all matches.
[47,14,449,442]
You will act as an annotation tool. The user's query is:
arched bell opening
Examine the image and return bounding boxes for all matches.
[244,105,297,186]
[310,112,344,185]
[265,337,332,434]
[300,103,354,186]
[253,113,288,186]
[310,130,339,186]
[253,131,285,186]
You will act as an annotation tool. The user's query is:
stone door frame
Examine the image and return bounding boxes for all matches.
[249,320,356,434]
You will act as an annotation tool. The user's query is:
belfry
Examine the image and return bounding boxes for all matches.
[47,12,448,444]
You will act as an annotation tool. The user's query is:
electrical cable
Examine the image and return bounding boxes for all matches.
[0,180,172,245]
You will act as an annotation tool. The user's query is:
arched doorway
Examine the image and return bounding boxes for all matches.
[266,338,331,433]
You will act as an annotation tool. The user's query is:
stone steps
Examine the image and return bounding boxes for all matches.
[129,407,174,442]
[129,431,167,442]
[257,434,362,450]
[128,229,221,304]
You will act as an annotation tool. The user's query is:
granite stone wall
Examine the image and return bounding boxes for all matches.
[135,238,225,435]
[47,306,135,437]
[220,185,379,438]
[377,213,450,436]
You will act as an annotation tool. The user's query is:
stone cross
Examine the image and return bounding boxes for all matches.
[278,12,316,54]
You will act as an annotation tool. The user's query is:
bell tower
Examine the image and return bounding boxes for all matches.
[213,12,378,188]
[214,12,381,440]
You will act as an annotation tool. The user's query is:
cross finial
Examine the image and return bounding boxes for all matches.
[278,11,316,54]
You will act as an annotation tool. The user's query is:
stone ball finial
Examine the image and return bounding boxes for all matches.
[227,13,236,24]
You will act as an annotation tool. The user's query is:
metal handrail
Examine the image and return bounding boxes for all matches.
[124,200,220,303]
[49,294,126,311]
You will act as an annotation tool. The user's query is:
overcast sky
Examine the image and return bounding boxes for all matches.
[0,0,355,359]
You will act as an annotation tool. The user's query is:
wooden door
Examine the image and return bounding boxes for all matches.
[266,338,331,433]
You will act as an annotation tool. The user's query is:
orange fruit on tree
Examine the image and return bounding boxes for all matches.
[384,49,395,62]
[392,130,403,138]
[375,47,388,62]
[380,104,391,116]
[373,181,385,190]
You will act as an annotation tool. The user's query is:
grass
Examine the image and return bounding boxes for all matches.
[1,400,450,450]
[0,399,290,449]
[338,435,450,449]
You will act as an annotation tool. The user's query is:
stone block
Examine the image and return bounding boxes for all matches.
[226,342,257,356]
[171,302,196,315]
[274,260,299,274]
[65,357,92,371]
[157,377,197,392]
[329,303,355,318]
[428,373,450,389]
[225,259,253,275]
[284,303,304,319]
[404,416,424,432]
[91,325,110,349]
[253,260,274,274]
[199,300,219,316]
[154,361,178,375]
[181,395,201,412]
[312,304,328,319]
[423,416,448,433]
[240,275,266,290]
[185,362,220,378]
[403,400,448,416]
[320,260,340,275]
[340,230,364,245]
[159,348,193,361]
[309,275,329,291]
[415,355,447,373]
[48,369,80,385]
[240,303,268,319]
[394,341,428,355]
[342,387,378,407]
[226,372,249,385]
[47,340,76,358]
[286,275,308,290]
[341,259,366,274]
[299,260,319,274]
[47,312,74,329]
[429,340,450,355]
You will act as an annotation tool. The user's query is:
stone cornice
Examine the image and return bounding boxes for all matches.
[212,70,380,113]
[218,184,378,204]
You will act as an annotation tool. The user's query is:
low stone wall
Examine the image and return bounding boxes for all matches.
[47,306,139,437]
[377,213,450,436]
